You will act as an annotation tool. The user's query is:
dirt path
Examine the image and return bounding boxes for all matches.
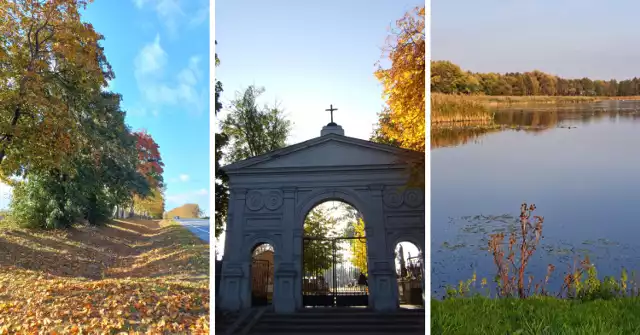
[0,219,209,334]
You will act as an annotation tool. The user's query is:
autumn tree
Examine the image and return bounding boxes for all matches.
[431,61,477,94]
[374,6,425,153]
[431,60,640,97]
[0,0,113,179]
[350,217,368,275]
[133,131,164,189]
[372,6,425,189]
[10,92,149,228]
[127,131,164,217]
[134,187,165,218]
[336,203,368,275]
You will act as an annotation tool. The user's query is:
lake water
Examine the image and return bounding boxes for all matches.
[431,100,640,298]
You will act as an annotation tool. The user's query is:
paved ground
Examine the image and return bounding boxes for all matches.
[176,218,210,243]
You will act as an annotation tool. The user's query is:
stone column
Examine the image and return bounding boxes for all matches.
[365,185,399,312]
[218,188,248,311]
[273,262,297,313]
[280,187,303,310]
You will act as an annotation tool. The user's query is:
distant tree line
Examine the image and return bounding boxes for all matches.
[432,60,640,97]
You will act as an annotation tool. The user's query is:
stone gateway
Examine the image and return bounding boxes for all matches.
[218,122,425,313]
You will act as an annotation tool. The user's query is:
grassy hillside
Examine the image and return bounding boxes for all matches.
[166,203,202,219]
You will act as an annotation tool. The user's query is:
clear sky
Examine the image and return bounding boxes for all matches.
[432,0,640,80]
[79,0,211,215]
[215,0,423,147]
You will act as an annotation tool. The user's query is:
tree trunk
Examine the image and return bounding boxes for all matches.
[128,199,135,218]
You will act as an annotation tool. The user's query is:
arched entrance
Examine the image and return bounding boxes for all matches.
[394,241,424,306]
[251,243,275,306]
[301,201,369,307]
[217,123,425,313]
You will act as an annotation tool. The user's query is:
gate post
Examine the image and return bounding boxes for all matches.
[369,263,399,312]
[273,262,297,313]
[365,184,399,312]
[218,188,249,311]
[218,265,245,310]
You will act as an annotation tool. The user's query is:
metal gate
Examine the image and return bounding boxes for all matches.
[251,259,273,306]
[302,237,369,307]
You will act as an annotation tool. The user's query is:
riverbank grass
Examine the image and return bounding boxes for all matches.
[432,296,640,334]
[0,218,209,334]
[470,95,640,105]
[431,93,494,123]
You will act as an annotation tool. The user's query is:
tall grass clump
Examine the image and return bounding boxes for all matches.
[431,93,494,124]
[444,203,640,300]
[435,203,640,334]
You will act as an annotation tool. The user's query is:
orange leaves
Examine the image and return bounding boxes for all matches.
[0,0,112,176]
[0,269,210,333]
[0,219,209,333]
[133,130,164,188]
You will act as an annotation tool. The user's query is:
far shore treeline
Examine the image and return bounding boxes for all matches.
[432,60,640,97]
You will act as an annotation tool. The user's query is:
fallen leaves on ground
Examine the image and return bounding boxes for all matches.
[0,219,209,334]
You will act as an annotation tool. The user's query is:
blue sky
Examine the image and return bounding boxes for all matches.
[215,0,423,147]
[81,0,210,215]
[214,0,422,255]
[432,0,640,80]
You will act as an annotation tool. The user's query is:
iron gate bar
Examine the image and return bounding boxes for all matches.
[302,236,368,307]
[251,259,272,306]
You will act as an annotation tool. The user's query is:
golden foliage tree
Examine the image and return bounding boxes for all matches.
[350,217,368,275]
[0,0,112,178]
[374,6,425,153]
[134,187,165,218]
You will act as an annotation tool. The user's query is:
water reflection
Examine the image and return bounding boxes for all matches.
[432,101,640,150]
[431,101,640,299]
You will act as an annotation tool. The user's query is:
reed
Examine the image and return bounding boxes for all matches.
[431,93,494,123]
[470,95,640,105]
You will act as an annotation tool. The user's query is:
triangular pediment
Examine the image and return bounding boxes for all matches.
[222,134,422,172]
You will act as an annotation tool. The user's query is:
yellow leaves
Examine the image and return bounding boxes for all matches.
[350,218,368,275]
[372,7,425,188]
[374,7,425,155]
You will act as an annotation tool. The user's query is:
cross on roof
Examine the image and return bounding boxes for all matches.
[325,104,338,124]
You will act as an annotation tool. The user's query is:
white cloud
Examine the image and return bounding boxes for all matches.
[179,174,190,182]
[165,188,209,205]
[134,35,167,79]
[133,36,206,115]
[188,3,209,27]
[133,0,207,35]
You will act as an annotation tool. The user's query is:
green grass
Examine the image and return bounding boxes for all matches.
[432,296,640,334]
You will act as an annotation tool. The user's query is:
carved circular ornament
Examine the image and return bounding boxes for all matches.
[264,191,284,210]
[383,189,404,208]
[404,189,423,208]
[246,190,264,211]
